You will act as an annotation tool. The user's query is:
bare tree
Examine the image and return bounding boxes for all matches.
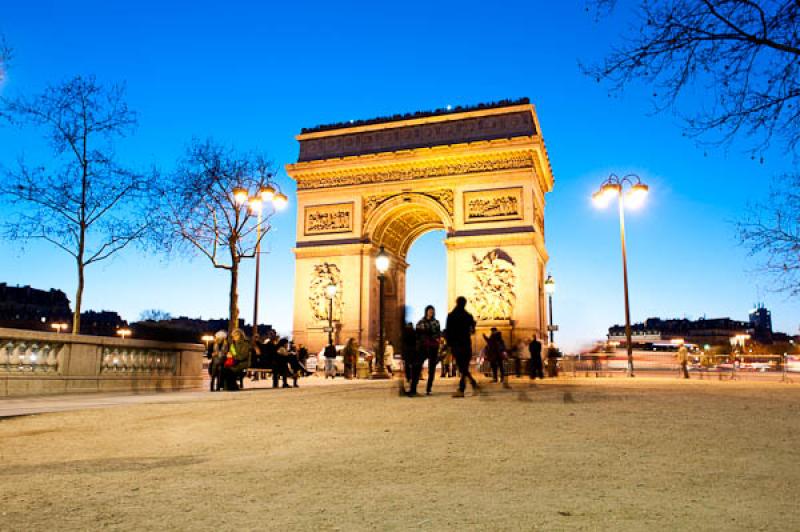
[584,0,800,155]
[155,139,280,334]
[139,309,173,322]
[0,76,153,333]
[0,33,11,83]
[738,174,800,295]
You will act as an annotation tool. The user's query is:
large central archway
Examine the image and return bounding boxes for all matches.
[363,193,453,346]
[287,99,554,355]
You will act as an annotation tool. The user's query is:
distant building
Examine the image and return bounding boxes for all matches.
[608,305,787,347]
[749,304,773,343]
[131,316,275,343]
[0,283,72,331]
[608,316,751,347]
[80,310,127,337]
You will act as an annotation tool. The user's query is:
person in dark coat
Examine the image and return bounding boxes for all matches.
[416,305,442,396]
[401,322,422,396]
[222,329,251,391]
[272,338,291,388]
[483,327,507,384]
[445,296,479,397]
[297,344,310,376]
[528,334,544,379]
[286,342,305,387]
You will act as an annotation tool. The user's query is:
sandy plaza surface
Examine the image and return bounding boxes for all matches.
[0,376,798,531]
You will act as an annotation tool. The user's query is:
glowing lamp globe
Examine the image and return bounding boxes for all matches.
[248,197,263,214]
[375,246,390,275]
[626,182,649,209]
[544,274,555,295]
[232,187,249,205]
[260,185,276,202]
[325,283,338,300]
[273,192,289,210]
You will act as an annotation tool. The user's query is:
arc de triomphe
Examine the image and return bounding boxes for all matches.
[286,99,554,354]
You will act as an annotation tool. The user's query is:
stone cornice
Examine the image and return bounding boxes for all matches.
[288,136,553,193]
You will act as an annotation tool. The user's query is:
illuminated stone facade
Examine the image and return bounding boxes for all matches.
[286,101,554,353]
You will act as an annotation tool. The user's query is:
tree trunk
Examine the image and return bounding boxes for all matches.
[229,259,239,335]
[72,259,84,334]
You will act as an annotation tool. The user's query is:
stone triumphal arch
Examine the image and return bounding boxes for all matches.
[286,99,554,354]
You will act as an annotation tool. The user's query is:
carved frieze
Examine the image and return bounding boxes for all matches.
[309,263,343,322]
[304,203,354,236]
[295,151,535,190]
[464,187,523,224]
[471,249,516,321]
[362,189,454,221]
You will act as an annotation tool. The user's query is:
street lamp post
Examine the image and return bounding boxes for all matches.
[592,174,649,377]
[544,274,556,345]
[325,282,338,347]
[372,246,391,379]
[234,182,288,343]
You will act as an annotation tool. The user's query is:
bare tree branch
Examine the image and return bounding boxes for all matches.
[152,139,279,331]
[0,76,152,332]
[584,0,800,155]
[0,33,11,84]
[739,173,800,296]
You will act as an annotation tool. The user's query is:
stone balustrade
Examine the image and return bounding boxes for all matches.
[0,328,204,397]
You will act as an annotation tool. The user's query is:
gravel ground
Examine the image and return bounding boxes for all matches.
[0,377,798,531]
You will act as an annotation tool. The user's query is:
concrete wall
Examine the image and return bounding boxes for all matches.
[0,328,205,397]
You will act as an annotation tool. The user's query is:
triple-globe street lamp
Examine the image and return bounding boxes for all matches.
[372,246,391,379]
[232,184,288,340]
[592,173,649,377]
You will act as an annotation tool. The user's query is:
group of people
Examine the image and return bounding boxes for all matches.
[398,297,480,397]
[397,296,552,397]
[208,329,309,391]
[208,296,554,394]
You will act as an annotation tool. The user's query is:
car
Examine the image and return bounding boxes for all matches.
[309,345,375,376]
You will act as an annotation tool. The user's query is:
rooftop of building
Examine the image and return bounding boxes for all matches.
[299,97,530,135]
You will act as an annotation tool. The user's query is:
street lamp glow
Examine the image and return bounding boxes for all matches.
[259,185,276,202]
[325,282,338,300]
[273,192,288,210]
[50,322,68,334]
[248,196,263,214]
[375,246,390,275]
[116,328,132,340]
[232,187,249,205]
[544,273,555,295]
[201,334,214,343]
[626,183,649,209]
[592,183,619,208]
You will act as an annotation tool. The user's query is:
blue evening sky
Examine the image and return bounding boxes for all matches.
[1,1,797,350]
